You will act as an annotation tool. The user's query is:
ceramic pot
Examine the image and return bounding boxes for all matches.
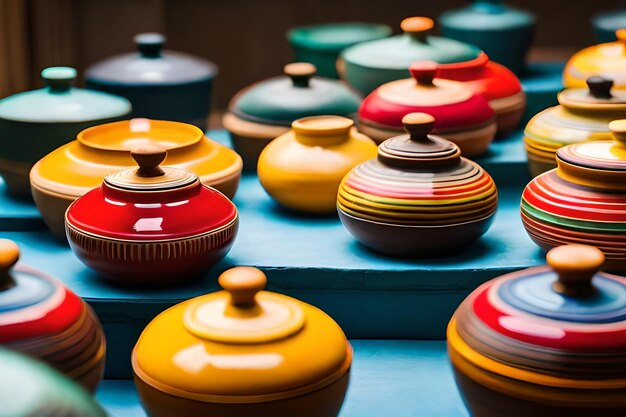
[287,23,392,79]
[449,244,626,417]
[439,0,536,76]
[358,62,497,157]
[564,29,626,89]
[0,239,106,392]
[257,115,377,214]
[521,120,626,271]
[592,9,626,43]
[0,67,131,199]
[340,16,481,95]
[0,348,107,417]
[30,118,242,240]
[524,77,626,177]
[86,33,217,130]
[338,112,497,257]
[65,146,238,284]
[133,266,352,417]
[223,63,361,171]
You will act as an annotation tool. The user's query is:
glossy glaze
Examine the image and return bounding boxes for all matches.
[258,116,377,214]
[0,239,105,392]
[30,118,242,240]
[65,147,238,284]
[133,267,351,416]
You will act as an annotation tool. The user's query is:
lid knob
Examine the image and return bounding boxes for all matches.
[547,244,604,297]
[616,29,626,46]
[218,267,267,308]
[41,67,76,93]
[130,145,167,177]
[409,61,438,86]
[284,62,316,87]
[587,77,613,99]
[401,17,434,41]
[0,239,19,291]
[609,119,626,148]
[134,33,165,58]
[403,112,436,140]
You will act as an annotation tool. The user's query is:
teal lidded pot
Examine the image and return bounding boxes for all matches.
[0,66,131,199]
[0,347,108,417]
[287,22,392,79]
[339,16,481,95]
[592,9,626,42]
[439,0,535,75]
[86,33,218,131]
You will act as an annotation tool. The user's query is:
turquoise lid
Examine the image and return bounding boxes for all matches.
[592,9,626,42]
[0,347,107,417]
[287,23,392,52]
[0,67,131,123]
[231,62,361,126]
[439,0,535,31]
[341,17,480,70]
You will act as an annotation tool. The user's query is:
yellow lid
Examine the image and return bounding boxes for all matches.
[132,267,351,403]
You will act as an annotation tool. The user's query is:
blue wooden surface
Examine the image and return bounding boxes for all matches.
[96,340,468,417]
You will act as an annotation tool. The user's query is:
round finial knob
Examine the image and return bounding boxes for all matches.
[284,62,316,87]
[130,145,167,177]
[0,239,19,290]
[547,244,604,297]
[587,77,613,99]
[41,67,76,93]
[218,267,267,307]
[409,61,438,86]
[616,28,626,44]
[402,112,435,140]
[134,32,165,58]
[609,119,626,147]
[401,17,434,40]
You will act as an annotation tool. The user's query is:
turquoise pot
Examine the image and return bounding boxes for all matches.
[287,22,392,79]
[439,0,535,76]
[592,9,626,43]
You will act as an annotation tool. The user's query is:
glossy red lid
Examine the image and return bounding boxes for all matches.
[359,61,494,130]
[66,146,237,241]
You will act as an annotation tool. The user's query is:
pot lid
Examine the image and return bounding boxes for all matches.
[565,29,626,87]
[132,267,351,403]
[287,22,392,52]
[86,33,217,85]
[0,239,83,343]
[341,16,481,70]
[0,348,107,417]
[66,146,237,241]
[359,61,495,130]
[0,67,131,123]
[229,62,361,126]
[439,0,535,30]
[559,77,626,110]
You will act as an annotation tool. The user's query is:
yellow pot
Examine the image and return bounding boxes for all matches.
[257,116,377,214]
[132,267,352,417]
[29,119,242,239]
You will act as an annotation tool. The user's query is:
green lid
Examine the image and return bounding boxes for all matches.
[287,22,392,52]
[341,17,480,70]
[0,67,131,123]
[0,347,107,417]
[230,62,361,126]
[439,0,535,31]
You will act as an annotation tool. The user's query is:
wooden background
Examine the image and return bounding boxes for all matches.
[3,0,626,109]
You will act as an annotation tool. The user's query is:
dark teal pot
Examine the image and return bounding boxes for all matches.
[439,0,535,76]
[592,9,626,43]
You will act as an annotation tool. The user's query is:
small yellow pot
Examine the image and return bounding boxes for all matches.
[257,116,377,214]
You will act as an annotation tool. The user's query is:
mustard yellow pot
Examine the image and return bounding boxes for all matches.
[524,77,626,176]
[30,119,242,240]
[132,267,352,417]
[257,116,377,214]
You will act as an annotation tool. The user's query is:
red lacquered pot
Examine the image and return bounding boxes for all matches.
[0,239,105,392]
[65,146,238,285]
[438,52,526,136]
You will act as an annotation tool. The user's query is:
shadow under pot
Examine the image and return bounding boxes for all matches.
[0,239,106,392]
[30,118,242,241]
[521,120,626,271]
[0,67,131,198]
[65,146,238,284]
[86,33,218,131]
[223,62,361,171]
[524,77,626,177]
[0,347,107,417]
[132,266,352,417]
[449,244,626,417]
[338,112,498,257]
[358,61,497,158]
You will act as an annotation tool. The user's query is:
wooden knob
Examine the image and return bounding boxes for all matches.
[402,113,435,140]
[0,239,19,290]
[284,62,316,87]
[218,267,267,307]
[135,32,165,58]
[547,244,604,297]
[41,67,76,93]
[587,77,613,99]
[130,145,167,177]
[409,61,438,86]
[401,17,434,38]
[609,119,626,147]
